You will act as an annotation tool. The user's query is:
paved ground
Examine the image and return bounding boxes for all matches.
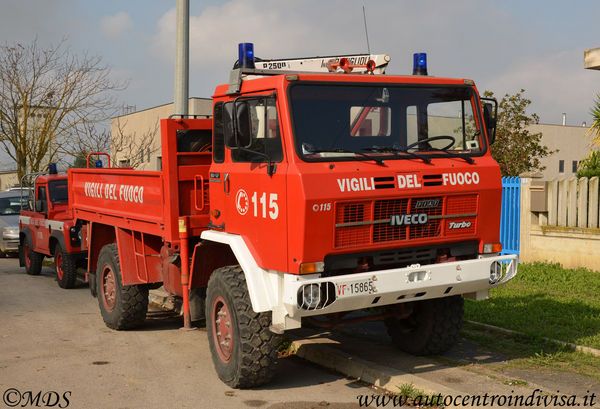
[2,256,598,409]
[0,257,369,409]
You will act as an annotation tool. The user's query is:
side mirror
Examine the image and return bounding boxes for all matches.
[235,101,253,149]
[481,99,498,145]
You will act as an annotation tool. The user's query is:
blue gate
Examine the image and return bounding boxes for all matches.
[499,177,521,256]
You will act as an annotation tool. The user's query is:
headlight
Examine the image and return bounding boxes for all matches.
[299,284,321,310]
[489,261,503,284]
[2,226,18,237]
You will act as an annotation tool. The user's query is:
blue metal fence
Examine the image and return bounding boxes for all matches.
[499,177,521,256]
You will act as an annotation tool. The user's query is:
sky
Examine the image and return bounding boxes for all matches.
[1,0,599,167]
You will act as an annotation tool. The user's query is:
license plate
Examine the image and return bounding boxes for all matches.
[335,278,374,298]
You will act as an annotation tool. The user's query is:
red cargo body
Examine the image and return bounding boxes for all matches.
[69,118,212,295]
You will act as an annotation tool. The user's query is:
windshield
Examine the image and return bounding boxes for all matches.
[289,84,484,162]
[0,196,28,214]
[48,180,68,203]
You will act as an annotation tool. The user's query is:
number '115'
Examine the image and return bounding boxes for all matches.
[251,192,279,219]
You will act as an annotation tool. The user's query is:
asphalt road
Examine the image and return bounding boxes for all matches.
[0,257,369,409]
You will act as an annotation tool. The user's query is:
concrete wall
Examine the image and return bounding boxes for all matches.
[0,171,18,190]
[519,176,600,270]
[531,123,592,180]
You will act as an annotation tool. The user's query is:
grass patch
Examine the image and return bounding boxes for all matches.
[462,322,600,382]
[464,261,600,349]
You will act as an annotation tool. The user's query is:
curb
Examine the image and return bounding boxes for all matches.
[290,338,458,397]
[466,320,600,358]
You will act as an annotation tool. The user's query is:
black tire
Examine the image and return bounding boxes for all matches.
[96,243,148,330]
[55,242,78,289]
[24,233,43,275]
[385,295,464,355]
[206,265,280,388]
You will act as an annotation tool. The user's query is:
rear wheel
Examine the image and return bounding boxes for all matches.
[55,243,77,289]
[96,243,148,330]
[385,295,464,355]
[206,265,280,388]
[24,234,43,275]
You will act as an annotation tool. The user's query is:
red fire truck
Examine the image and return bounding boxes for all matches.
[49,46,518,388]
[19,166,85,288]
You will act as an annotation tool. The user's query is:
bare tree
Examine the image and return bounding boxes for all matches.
[111,118,160,169]
[69,122,112,168]
[0,38,126,180]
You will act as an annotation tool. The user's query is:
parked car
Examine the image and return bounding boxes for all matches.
[0,189,29,257]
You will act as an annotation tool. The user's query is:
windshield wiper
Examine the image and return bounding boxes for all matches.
[427,148,475,164]
[305,147,385,166]
[361,146,431,164]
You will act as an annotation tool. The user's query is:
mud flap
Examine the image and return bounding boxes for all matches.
[190,287,206,322]
[18,244,25,267]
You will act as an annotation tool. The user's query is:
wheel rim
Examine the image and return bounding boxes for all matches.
[56,252,64,280]
[24,244,31,268]
[101,264,117,312]
[212,295,234,363]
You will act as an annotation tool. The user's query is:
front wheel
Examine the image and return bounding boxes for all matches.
[96,243,148,330]
[385,295,464,355]
[206,266,280,388]
[55,243,77,289]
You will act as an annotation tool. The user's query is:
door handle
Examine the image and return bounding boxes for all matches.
[224,173,230,194]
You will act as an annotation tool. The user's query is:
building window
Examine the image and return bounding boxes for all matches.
[558,160,564,173]
[157,156,162,171]
[147,148,151,163]
[119,159,130,168]
[572,160,578,173]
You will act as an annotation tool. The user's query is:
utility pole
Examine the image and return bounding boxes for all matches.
[174,0,189,117]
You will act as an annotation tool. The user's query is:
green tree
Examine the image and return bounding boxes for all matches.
[588,93,600,146]
[576,150,600,178]
[484,89,554,176]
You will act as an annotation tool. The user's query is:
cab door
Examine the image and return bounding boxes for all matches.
[34,185,50,254]
[209,93,288,272]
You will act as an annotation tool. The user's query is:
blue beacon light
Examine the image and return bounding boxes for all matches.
[48,163,57,174]
[413,53,428,76]
[95,160,103,168]
[238,43,255,69]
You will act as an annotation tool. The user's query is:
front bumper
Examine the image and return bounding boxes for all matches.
[283,254,517,318]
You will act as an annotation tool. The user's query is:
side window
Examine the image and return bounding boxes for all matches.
[231,97,283,163]
[37,186,47,212]
[213,102,225,162]
[37,186,46,202]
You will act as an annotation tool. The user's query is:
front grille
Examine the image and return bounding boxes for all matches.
[373,199,408,242]
[334,194,478,248]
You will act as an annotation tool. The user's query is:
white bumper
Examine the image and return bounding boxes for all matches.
[200,230,518,332]
[283,254,517,319]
